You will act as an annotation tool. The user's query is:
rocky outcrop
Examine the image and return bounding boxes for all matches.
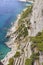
[0,62,3,65]
[2,0,43,65]
[30,0,43,36]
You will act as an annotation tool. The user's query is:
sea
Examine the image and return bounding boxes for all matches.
[0,0,31,60]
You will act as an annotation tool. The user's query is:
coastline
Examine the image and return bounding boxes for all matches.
[1,0,43,65]
[1,2,33,65]
[1,44,17,65]
[1,7,28,65]
[1,14,21,65]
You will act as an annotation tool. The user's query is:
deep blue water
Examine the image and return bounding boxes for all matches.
[0,0,31,60]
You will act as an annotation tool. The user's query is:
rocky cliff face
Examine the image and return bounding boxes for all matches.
[30,0,43,36]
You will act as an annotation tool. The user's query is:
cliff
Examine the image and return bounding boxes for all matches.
[30,0,43,36]
[2,0,43,65]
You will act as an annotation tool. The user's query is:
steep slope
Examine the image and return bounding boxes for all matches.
[1,0,43,65]
[30,0,43,36]
[1,4,33,65]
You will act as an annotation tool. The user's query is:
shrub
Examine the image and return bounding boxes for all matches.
[31,53,39,60]
[36,32,41,36]
[30,31,43,51]
[14,51,20,58]
[25,58,32,65]
[8,58,14,65]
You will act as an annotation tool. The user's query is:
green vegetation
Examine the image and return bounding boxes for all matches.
[25,58,32,65]
[8,58,14,65]
[31,52,39,60]
[14,51,20,58]
[15,5,33,43]
[21,5,33,19]
[18,5,32,25]
[18,25,28,38]
[30,31,43,51]
[31,43,36,49]
[36,32,42,36]
[25,52,39,65]
[15,24,28,42]
[37,42,43,51]
[42,63,43,65]
[30,32,42,64]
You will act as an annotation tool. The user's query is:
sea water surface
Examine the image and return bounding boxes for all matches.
[0,0,31,60]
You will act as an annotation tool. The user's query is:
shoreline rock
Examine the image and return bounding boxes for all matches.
[1,6,29,65]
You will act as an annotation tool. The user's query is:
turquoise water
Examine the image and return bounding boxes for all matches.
[0,0,31,60]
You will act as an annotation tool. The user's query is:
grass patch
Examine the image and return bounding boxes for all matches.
[14,5,33,43]
[14,51,20,58]
[31,43,36,49]
[37,42,43,51]
[15,24,28,41]
[30,31,43,51]
[31,53,39,60]
[25,58,32,65]
[8,58,14,65]
[21,5,33,19]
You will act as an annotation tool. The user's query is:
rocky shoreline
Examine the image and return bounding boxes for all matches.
[1,7,29,65]
[1,0,43,65]
[1,14,21,65]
